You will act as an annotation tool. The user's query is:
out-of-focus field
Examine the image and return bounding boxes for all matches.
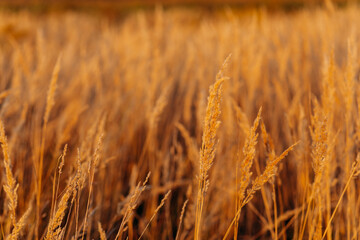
[0,0,358,13]
[1,2,360,240]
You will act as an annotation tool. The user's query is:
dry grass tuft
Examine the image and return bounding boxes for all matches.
[194,55,229,240]
[45,150,85,240]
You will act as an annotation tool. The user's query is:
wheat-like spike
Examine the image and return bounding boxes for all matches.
[175,199,188,240]
[59,144,67,175]
[299,102,328,239]
[344,38,355,114]
[175,122,198,163]
[115,172,151,240]
[51,144,68,223]
[80,118,99,164]
[194,55,230,240]
[37,54,62,239]
[45,183,74,240]
[321,50,335,116]
[81,118,105,240]
[149,86,169,130]
[7,202,32,240]
[224,131,297,240]
[45,150,85,240]
[310,103,328,196]
[260,120,275,157]
[233,107,262,239]
[244,141,299,204]
[199,69,227,183]
[88,117,106,174]
[0,120,18,228]
[44,54,61,125]
[98,222,107,240]
[238,108,262,203]
[233,101,251,134]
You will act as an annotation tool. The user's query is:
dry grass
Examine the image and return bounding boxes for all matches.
[0,3,360,239]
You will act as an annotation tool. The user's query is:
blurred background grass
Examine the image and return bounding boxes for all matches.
[0,0,358,14]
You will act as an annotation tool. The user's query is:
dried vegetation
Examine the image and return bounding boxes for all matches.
[0,3,360,239]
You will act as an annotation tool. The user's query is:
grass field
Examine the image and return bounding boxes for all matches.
[0,2,360,239]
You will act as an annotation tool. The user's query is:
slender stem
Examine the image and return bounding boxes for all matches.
[273,184,278,240]
[322,164,357,240]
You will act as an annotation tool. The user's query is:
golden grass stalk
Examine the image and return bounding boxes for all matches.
[45,186,74,240]
[245,142,298,204]
[98,222,107,240]
[320,50,336,240]
[175,199,188,240]
[45,150,85,240]
[224,125,298,240]
[115,172,151,240]
[194,55,230,240]
[272,183,278,240]
[0,90,10,102]
[175,123,198,164]
[257,120,277,239]
[81,117,105,240]
[51,144,68,221]
[149,87,169,130]
[322,155,360,240]
[299,102,328,239]
[0,120,19,228]
[37,54,62,240]
[234,107,262,239]
[138,190,171,240]
[58,144,67,175]
[7,202,32,240]
[43,55,62,126]
[138,87,169,171]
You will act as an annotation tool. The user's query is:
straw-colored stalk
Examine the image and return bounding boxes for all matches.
[37,54,62,240]
[115,172,151,240]
[234,107,262,239]
[0,120,18,228]
[299,103,328,240]
[98,222,107,240]
[7,203,32,240]
[138,190,171,240]
[175,199,188,240]
[81,117,105,240]
[45,150,85,240]
[194,55,230,240]
[224,111,298,240]
[51,144,68,220]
